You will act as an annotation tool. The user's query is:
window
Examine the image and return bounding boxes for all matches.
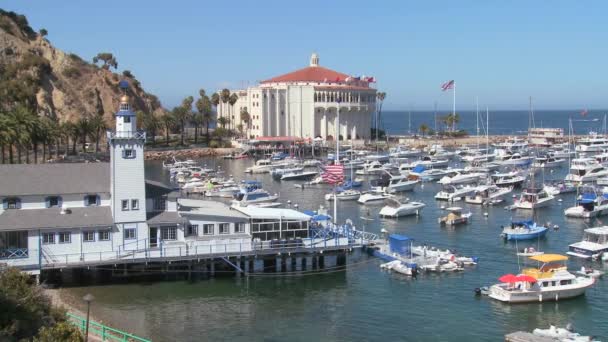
[124,228,136,240]
[47,196,61,208]
[219,223,230,235]
[83,231,95,242]
[3,197,21,209]
[58,232,71,244]
[121,200,129,211]
[235,223,245,234]
[161,226,177,240]
[123,116,131,123]
[123,149,136,159]
[85,195,98,206]
[153,197,166,211]
[98,230,110,241]
[186,225,198,236]
[42,233,55,244]
[131,199,139,210]
[203,224,214,235]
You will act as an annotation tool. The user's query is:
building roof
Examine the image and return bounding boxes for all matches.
[0,163,110,196]
[178,199,249,223]
[145,180,178,198]
[261,65,350,84]
[233,206,311,221]
[0,207,113,231]
[146,211,185,225]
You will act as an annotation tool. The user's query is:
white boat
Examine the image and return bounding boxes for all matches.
[357,190,394,204]
[543,181,577,196]
[564,189,608,219]
[533,325,599,341]
[494,151,533,166]
[493,137,529,152]
[494,174,526,188]
[386,174,419,193]
[437,171,485,185]
[465,184,513,205]
[364,154,390,163]
[204,186,240,198]
[565,158,608,183]
[380,260,415,276]
[434,185,477,201]
[163,157,197,169]
[548,148,576,159]
[245,159,273,174]
[232,189,278,206]
[400,156,450,170]
[575,267,604,279]
[567,226,608,259]
[379,198,426,217]
[389,146,422,158]
[355,161,386,175]
[270,165,304,179]
[324,189,361,201]
[438,207,472,226]
[487,254,595,303]
[411,246,477,265]
[575,133,608,152]
[406,165,450,181]
[514,187,554,210]
[420,259,464,272]
[281,170,318,181]
[532,155,565,169]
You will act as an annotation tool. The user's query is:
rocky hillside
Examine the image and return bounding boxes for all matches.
[0,9,162,123]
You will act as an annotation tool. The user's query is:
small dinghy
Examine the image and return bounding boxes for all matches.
[438,207,472,226]
[575,266,603,279]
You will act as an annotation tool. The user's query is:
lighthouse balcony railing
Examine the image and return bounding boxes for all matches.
[106,130,146,141]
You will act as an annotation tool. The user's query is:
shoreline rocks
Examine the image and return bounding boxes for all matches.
[144,147,239,160]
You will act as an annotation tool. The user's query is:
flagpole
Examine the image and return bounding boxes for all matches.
[452,81,456,132]
[334,99,340,226]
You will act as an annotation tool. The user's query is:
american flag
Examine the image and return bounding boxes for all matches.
[321,164,344,184]
[441,80,455,91]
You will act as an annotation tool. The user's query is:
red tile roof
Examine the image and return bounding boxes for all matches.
[261,66,351,84]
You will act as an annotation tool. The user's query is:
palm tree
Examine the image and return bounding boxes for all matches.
[240,108,251,138]
[9,105,36,163]
[65,121,80,155]
[419,123,429,137]
[88,114,107,153]
[194,90,212,145]
[228,93,238,130]
[77,116,93,153]
[217,116,228,129]
[160,111,175,146]
[139,111,160,146]
[220,89,230,128]
[0,113,12,163]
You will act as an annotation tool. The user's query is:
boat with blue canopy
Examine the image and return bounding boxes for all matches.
[500,220,548,241]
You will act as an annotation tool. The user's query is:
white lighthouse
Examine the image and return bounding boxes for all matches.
[108,82,148,242]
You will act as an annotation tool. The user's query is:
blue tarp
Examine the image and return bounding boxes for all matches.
[302,210,316,216]
[412,165,426,173]
[312,214,331,221]
[389,234,413,255]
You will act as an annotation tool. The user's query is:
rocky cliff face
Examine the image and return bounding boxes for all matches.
[0,9,162,123]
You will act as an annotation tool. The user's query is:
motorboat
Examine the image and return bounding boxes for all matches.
[364,153,390,163]
[567,226,608,259]
[438,207,472,226]
[533,325,599,341]
[494,173,526,188]
[465,184,513,205]
[389,146,422,158]
[386,174,419,193]
[500,220,548,241]
[494,151,533,166]
[324,189,361,201]
[406,165,450,182]
[400,156,449,170]
[575,267,604,279]
[548,148,576,159]
[564,188,608,218]
[575,133,608,152]
[434,185,477,201]
[543,181,577,196]
[163,157,197,169]
[487,254,595,303]
[357,189,394,204]
[493,137,529,152]
[204,185,240,198]
[270,165,304,179]
[411,246,478,265]
[565,158,608,183]
[245,159,273,174]
[532,155,565,169]
[379,198,426,218]
[232,189,278,206]
[437,171,485,185]
[380,260,416,276]
[356,161,387,175]
[281,170,318,181]
[513,187,554,210]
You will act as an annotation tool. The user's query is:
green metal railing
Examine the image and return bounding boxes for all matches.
[67,312,151,342]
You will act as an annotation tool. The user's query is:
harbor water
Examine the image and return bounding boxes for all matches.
[62,158,608,341]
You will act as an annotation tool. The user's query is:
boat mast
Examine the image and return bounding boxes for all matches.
[334,99,341,225]
[476,97,480,151]
[486,107,490,161]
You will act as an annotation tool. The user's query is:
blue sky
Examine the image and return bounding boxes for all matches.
[3,1,607,110]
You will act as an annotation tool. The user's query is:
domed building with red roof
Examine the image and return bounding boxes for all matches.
[216,53,377,141]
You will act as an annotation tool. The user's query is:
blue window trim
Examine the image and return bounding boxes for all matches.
[83,231,96,243]
[122,149,136,159]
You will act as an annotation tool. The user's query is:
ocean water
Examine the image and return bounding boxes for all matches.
[62,159,608,342]
[381,109,608,136]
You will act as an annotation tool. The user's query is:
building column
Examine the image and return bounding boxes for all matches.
[275,89,281,136]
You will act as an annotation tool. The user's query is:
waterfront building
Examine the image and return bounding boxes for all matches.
[216,53,377,141]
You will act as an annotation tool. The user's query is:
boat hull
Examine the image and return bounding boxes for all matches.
[488,281,593,303]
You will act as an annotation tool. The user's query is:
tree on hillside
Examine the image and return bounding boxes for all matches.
[92,52,118,70]
[39,28,48,37]
[0,267,83,341]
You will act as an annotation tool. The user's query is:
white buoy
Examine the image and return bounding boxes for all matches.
[484,212,489,217]
[441,206,446,210]
[294,204,299,208]
[287,200,292,204]
[557,198,563,202]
